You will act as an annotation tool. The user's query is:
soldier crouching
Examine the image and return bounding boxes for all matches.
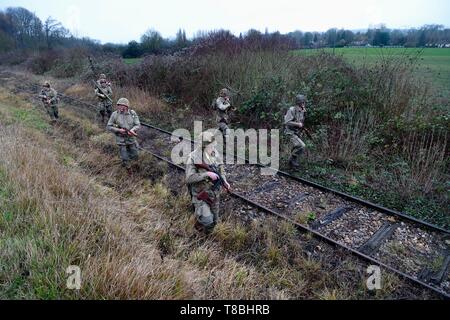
[107,98,140,171]
[185,131,231,234]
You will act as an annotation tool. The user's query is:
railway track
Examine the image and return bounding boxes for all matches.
[6,76,450,299]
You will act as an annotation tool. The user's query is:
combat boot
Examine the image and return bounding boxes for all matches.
[289,155,300,168]
[194,220,205,233]
[204,222,216,235]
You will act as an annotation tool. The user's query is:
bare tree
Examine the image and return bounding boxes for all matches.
[5,7,42,48]
[44,16,69,49]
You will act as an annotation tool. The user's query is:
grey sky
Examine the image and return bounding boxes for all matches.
[1,0,449,44]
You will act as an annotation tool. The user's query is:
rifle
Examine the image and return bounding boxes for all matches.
[123,128,138,137]
[112,124,138,137]
[195,163,230,192]
[38,94,51,105]
[88,55,99,77]
[120,127,138,137]
[93,80,113,103]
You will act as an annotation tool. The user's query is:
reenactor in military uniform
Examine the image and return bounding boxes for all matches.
[185,131,231,234]
[97,73,111,87]
[284,94,308,167]
[95,76,113,123]
[107,98,141,171]
[213,88,232,138]
[38,81,59,121]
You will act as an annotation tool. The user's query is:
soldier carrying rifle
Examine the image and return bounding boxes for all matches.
[284,94,309,168]
[38,81,59,121]
[213,88,233,138]
[185,131,231,234]
[107,98,140,172]
[94,74,113,123]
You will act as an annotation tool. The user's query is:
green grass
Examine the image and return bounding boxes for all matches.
[123,58,143,65]
[0,167,74,299]
[294,47,450,100]
[0,101,50,131]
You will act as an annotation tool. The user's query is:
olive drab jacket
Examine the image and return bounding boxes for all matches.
[185,147,226,204]
[39,88,58,105]
[284,105,305,135]
[107,109,140,145]
[95,85,112,104]
[215,96,231,124]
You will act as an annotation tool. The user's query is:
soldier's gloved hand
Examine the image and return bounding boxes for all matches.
[224,181,231,190]
[118,128,127,134]
[206,172,219,181]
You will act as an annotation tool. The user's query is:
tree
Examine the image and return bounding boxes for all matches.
[303,32,313,47]
[326,28,337,48]
[44,17,69,49]
[5,7,42,48]
[140,29,164,54]
[122,40,142,58]
[390,29,406,46]
[343,30,354,45]
[175,29,188,49]
[372,28,390,46]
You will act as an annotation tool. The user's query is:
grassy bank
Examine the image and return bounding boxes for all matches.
[0,85,435,299]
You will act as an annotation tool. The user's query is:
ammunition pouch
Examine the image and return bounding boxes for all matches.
[197,190,215,206]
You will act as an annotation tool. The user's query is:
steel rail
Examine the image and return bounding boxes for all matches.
[31,84,448,234]
[24,83,450,297]
[139,122,449,234]
[135,145,450,299]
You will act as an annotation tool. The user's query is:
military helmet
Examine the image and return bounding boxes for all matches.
[99,73,106,79]
[219,88,229,97]
[116,97,130,107]
[43,81,50,88]
[296,94,307,104]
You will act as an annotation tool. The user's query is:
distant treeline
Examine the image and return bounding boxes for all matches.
[1,6,450,59]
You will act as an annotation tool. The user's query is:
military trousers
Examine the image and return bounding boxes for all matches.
[98,101,113,122]
[218,121,230,137]
[118,143,139,168]
[44,103,59,120]
[193,194,220,229]
[286,132,306,157]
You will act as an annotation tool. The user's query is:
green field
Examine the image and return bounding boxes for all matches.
[294,47,450,100]
[123,58,143,65]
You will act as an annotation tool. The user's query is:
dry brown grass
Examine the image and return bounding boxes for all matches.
[0,84,438,300]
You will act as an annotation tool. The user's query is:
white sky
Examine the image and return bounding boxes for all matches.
[1,0,449,44]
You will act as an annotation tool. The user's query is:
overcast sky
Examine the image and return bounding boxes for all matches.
[1,0,449,44]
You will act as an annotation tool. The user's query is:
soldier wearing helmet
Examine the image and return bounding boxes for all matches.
[284,94,308,167]
[107,97,141,171]
[185,130,230,234]
[95,76,113,123]
[213,88,232,138]
[38,81,59,121]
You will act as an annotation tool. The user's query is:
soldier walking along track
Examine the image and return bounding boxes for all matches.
[10,79,450,299]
